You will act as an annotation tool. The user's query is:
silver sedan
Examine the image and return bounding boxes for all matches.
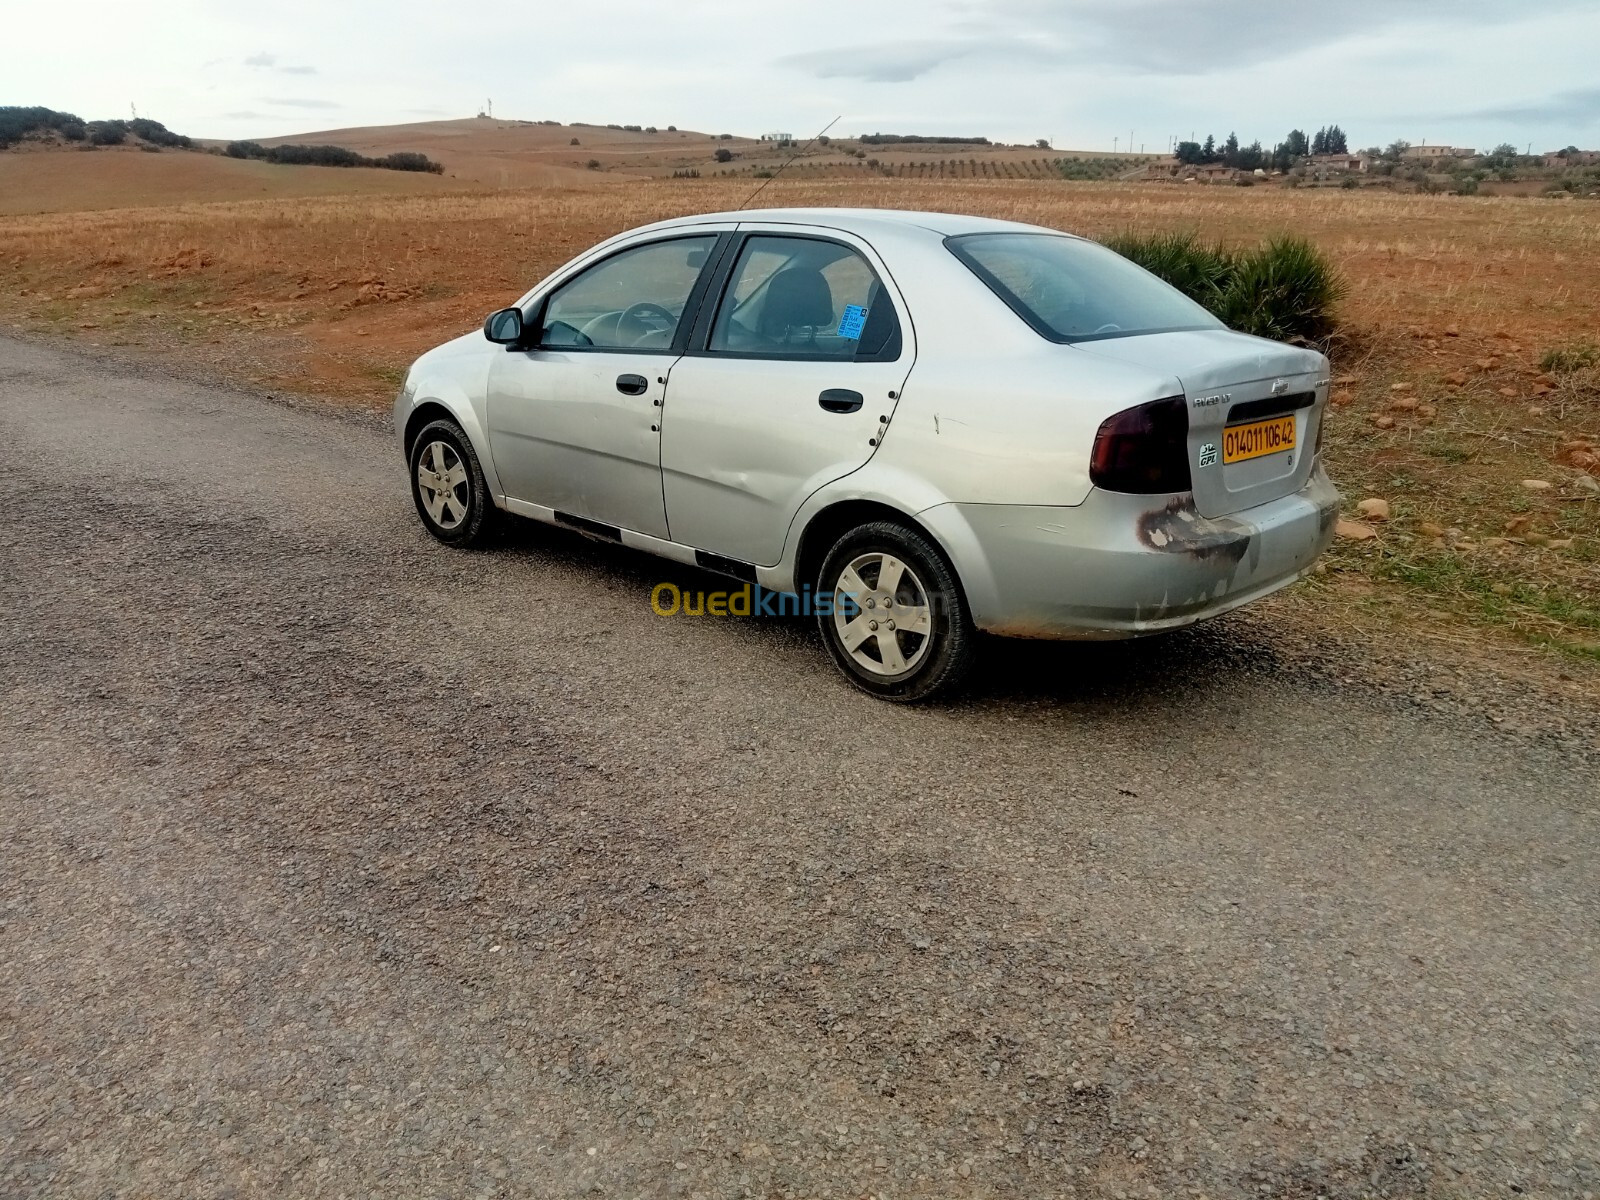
[395,208,1338,700]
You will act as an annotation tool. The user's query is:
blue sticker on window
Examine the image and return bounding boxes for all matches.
[837,304,868,340]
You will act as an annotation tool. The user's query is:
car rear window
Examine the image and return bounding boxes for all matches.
[946,232,1223,343]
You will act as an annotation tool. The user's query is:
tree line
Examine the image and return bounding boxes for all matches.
[224,141,443,173]
[1174,125,1348,171]
[858,133,992,146]
[0,106,191,150]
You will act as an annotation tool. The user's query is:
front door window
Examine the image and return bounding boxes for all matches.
[540,236,718,351]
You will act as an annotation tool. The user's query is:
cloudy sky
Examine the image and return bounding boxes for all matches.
[5,0,1598,152]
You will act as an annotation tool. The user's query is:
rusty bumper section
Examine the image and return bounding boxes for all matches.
[921,467,1340,640]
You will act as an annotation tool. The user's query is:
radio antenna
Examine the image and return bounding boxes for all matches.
[737,115,842,211]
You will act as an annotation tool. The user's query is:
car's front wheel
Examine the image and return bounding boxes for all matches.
[816,520,976,702]
[409,419,498,546]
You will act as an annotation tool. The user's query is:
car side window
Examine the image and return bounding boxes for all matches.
[707,235,900,361]
[539,235,718,351]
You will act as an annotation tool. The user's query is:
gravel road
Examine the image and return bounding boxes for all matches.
[3,334,1597,1200]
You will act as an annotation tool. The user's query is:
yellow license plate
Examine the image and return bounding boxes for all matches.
[1223,415,1297,464]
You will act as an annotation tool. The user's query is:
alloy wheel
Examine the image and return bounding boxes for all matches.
[416,439,469,530]
[831,551,934,676]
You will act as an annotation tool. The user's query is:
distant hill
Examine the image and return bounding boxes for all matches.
[249,116,751,187]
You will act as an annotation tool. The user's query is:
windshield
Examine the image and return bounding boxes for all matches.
[946,232,1223,343]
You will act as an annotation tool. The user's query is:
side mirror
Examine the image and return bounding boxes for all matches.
[483,307,525,345]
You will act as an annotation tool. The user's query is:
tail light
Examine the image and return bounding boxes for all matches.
[1089,396,1192,494]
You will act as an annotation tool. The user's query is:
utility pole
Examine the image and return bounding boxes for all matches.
[1114,136,1119,153]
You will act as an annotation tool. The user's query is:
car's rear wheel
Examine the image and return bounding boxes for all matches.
[816,520,975,702]
[409,419,498,546]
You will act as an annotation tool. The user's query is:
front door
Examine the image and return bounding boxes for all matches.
[487,233,722,538]
[660,231,914,566]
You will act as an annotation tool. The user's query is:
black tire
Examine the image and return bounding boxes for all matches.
[815,520,976,702]
[408,419,499,546]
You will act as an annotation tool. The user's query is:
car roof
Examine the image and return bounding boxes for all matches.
[631,207,1076,241]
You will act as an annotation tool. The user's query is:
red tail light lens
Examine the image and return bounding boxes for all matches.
[1089,396,1192,494]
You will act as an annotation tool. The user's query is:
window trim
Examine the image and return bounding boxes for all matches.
[683,231,905,364]
[522,232,733,357]
[944,231,1221,345]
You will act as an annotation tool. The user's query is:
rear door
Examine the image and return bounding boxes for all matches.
[659,228,915,566]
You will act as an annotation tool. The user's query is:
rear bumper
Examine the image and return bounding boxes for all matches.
[920,466,1340,639]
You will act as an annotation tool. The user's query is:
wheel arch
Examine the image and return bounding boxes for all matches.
[403,401,459,460]
[399,388,505,504]
[794,499,961,598]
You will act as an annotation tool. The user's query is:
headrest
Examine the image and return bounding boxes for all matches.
[759,267,834,337]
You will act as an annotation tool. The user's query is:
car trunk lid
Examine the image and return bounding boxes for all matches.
[1074,329,1328,518]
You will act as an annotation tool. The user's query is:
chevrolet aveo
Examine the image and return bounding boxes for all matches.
[395,208,1339,701]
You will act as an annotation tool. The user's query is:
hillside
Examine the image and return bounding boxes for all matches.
[251,116,1150,186]
[0,146,459,216]
[252,116,753,186]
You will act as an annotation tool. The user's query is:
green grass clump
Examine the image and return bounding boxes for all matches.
[1100,231,1345,343]
[1539,342,1598,373]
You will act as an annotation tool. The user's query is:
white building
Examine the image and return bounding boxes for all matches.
[759,132,794,142]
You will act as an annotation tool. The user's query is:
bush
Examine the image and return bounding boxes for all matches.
[1101,231,1344,343]
[1219,237,1344,341]
[569,137,580,145]
[1102,232,1233,307]
[0,105,88,148]
[1540,343,1598,373]
[223,139,442,173]
[88,120,127,145]
[377,151,442,173]
[586,159,601,169]
[713,147,732,163]
[128,118,190,148]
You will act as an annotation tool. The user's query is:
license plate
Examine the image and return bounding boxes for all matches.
[1223,415,1297,464]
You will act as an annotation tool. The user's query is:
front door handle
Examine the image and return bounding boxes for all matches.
[818,388,864,413]
[616,373,649,396]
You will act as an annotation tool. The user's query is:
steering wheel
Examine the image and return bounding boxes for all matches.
[618,301,677,345]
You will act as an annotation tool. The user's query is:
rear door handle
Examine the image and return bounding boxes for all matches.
[616,373,649,396]
[818,388,864,413]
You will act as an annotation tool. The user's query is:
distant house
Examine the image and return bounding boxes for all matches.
[1401,144,1476,161]
[1544,149,1600,166]
[759,132,793,143]
[1144,160,1240,182]
[1310,152,1367,173]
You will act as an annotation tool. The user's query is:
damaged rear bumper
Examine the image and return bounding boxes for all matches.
[919,466,1340,639]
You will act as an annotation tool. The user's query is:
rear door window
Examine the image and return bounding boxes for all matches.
[707,235,900,361]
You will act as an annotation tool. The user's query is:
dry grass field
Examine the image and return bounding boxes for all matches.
[2,173,1596,663]
[0,145,464,216]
